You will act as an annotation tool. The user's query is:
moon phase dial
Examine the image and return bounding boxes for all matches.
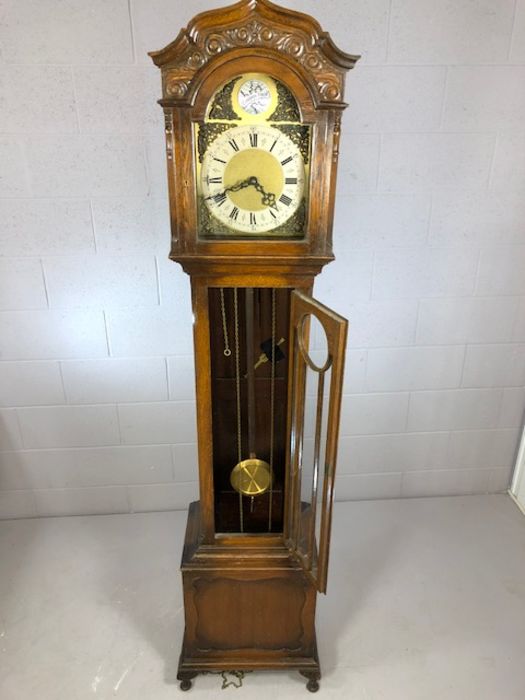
[237,78,272,115]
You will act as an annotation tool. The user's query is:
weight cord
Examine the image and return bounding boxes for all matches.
[220,288,231,358]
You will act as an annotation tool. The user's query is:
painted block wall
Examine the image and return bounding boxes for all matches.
[0,0,524,519]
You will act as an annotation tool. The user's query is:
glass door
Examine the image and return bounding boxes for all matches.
[286,290,348,593]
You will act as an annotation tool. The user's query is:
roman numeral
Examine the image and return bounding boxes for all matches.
[229,206,239,221]
[207,176,222,185]
[269,210,277,219]
[285,177,297,185]
[250,213,257,225]
[213,192,227,206]
[279,194,292,206]
[270,140,278,152]
[229,139,240,152]
[249,132,258,148]
[281,156,293,166]
[213,157,226,164]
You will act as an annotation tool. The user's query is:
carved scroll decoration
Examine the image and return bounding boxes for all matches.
[161,19,346,105]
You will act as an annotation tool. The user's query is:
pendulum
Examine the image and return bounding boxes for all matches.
[230,288,277,531]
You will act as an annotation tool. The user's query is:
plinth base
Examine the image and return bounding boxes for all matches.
[176,503,322,691]
[176,643,321,692]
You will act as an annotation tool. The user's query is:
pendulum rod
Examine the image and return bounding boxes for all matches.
[230,289,272,512]
[268,289,276,532]
[245,288,257,460]
[233,288,244,533]
[245,288,257,515]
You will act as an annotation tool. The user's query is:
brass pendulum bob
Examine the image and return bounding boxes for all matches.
[230,454,272,497]
[230,288,272,499]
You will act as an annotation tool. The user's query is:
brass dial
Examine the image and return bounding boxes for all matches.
[201,124,305,234]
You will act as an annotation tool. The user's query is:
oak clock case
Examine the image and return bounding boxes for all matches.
[149,0,359,693]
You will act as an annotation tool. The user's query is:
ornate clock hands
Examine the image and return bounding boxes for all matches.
[248,177,277,208]
[206,176,278,209]
[204,178,249,200]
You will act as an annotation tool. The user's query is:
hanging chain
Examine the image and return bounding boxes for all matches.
[268,289,276,532]
[233,288,244,533]
[219,288,232,357]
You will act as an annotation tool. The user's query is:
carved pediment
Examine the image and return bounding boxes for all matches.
[149,0,359,105]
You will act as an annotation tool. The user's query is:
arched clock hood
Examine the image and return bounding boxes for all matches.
[149,0,359,108]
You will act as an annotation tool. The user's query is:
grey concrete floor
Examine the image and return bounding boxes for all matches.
[0,495,524,699]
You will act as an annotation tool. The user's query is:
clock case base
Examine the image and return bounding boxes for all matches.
[177,502,322,691]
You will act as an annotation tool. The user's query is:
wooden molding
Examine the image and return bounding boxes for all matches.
[149,0,359,106]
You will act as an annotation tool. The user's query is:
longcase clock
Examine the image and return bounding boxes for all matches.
[149,0,359,692]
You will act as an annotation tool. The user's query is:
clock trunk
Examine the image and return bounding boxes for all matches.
[209,287,291,534]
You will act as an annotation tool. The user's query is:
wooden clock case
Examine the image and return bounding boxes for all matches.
[149,0,359,692]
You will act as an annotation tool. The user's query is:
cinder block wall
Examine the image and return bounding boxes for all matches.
[1,0,524,518]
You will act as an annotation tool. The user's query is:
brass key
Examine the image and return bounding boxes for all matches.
[253,337,285,370]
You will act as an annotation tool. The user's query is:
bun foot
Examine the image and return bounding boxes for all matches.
[178,673,197,691]
[300,671,321,693]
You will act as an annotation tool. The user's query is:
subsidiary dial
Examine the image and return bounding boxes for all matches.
[238,78,272,115]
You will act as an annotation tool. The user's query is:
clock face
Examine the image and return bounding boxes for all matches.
[201,124,305,234]
[196,72,310,239]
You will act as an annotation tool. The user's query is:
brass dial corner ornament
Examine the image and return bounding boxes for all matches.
[208,78,238,121]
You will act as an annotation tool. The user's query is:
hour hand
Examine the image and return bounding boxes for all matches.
[205,179,250,201]
[248,177,277,209]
